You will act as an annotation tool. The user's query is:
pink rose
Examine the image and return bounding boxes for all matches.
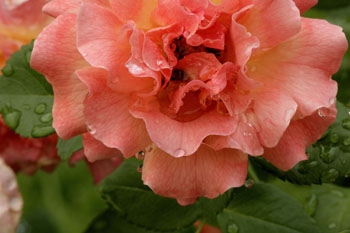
[0,158,22,233]
[31,0,348,204]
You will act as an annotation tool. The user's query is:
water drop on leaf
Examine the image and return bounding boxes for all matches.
[342,118,350,130]
[321,169,339,183]
[35,103,47,114]
[307,161,318,169]
[304,194,318,217]
[40,113,53,123]
[320,147,338,163]
[227,223,239,233]
[4,111,21,129]
[330,133,339,143]
[244,179,254,188]
[1,64,13,76]
[31,125,55,137]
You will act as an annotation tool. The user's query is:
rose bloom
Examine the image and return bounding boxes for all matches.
[0,158,22,233]
[31,0,347,205]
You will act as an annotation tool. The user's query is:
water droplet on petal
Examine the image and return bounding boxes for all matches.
[245,179,254,188]
[329,97,336,105]
[318,108,330,118]
[4,111,21,129]
[137,164,143,173]
[40,113,53,123]
[330,133,339,143]
[87,126,97,135]
[1,64,13,76]
[304,194,318,217]
[321,168,339,183]
[35,103,47,114]
[284,109,295,122]
[342,118,350,130]
[174,149,185,157]
[243,131,252,137]
[31,125,55,137]
[328,223,336,229]
[227,223,239,233]
[135,150,145,160]
[156,59,164,66]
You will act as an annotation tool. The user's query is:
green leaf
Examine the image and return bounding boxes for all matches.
[217,183,322,233]
[273,180,350,233]
[85,209,196,233]
[251,102,350,185]
[57,135,84,160]
[0,41,54,138]
[99,158,200,232]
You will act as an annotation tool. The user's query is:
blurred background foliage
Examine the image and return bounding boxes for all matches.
[16,0,349,233]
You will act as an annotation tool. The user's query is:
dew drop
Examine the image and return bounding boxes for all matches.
[342,118,350,130]
[88,126,97,135]
[9,197,22,212]
[330,133,339,143]
[247,122,253,128]
[328,223,336,229]
[137,164,143,173]
[343,138,350,146]
[31,125,55,138]
[4,111,21,129]
[244,179,254,188]
[40,113,53,123]
[156,59,164,66]
[321,168,339,183]
[304,194,318,217]
[284,109,295,122]
[35,103,47,114]
[243,131,252,137]
[135,150,145,160]
[307,161,318,169]
[320,147,338,163]
[174,149,185,157]
[318,108,329,118]
[227,223,239,233]
[329,97,336,105]
[1,64,13,76]
[25,51,32,63]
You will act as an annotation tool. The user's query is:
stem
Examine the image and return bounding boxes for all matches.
[248,163,260,182]
[195,220,206,233]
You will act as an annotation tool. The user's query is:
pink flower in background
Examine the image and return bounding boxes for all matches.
[0,0,50,70]
[31,0,348,204]
[0,117,60,174]
[0,158,22,233]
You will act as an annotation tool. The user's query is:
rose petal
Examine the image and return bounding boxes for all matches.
[31,13,89,139]
[77,67,151,158]
[77,3,154,93]
[109,0,157,30]
[253,89,298,148]
[43,0,109,17]
[87,157,123,184]
[248,18,347,117]
[142,145,248,204]
[293,0,318,14]
[82,133,122,162]
[237,0,301,49]
[263,105,337,170]
[130,100,238,157]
